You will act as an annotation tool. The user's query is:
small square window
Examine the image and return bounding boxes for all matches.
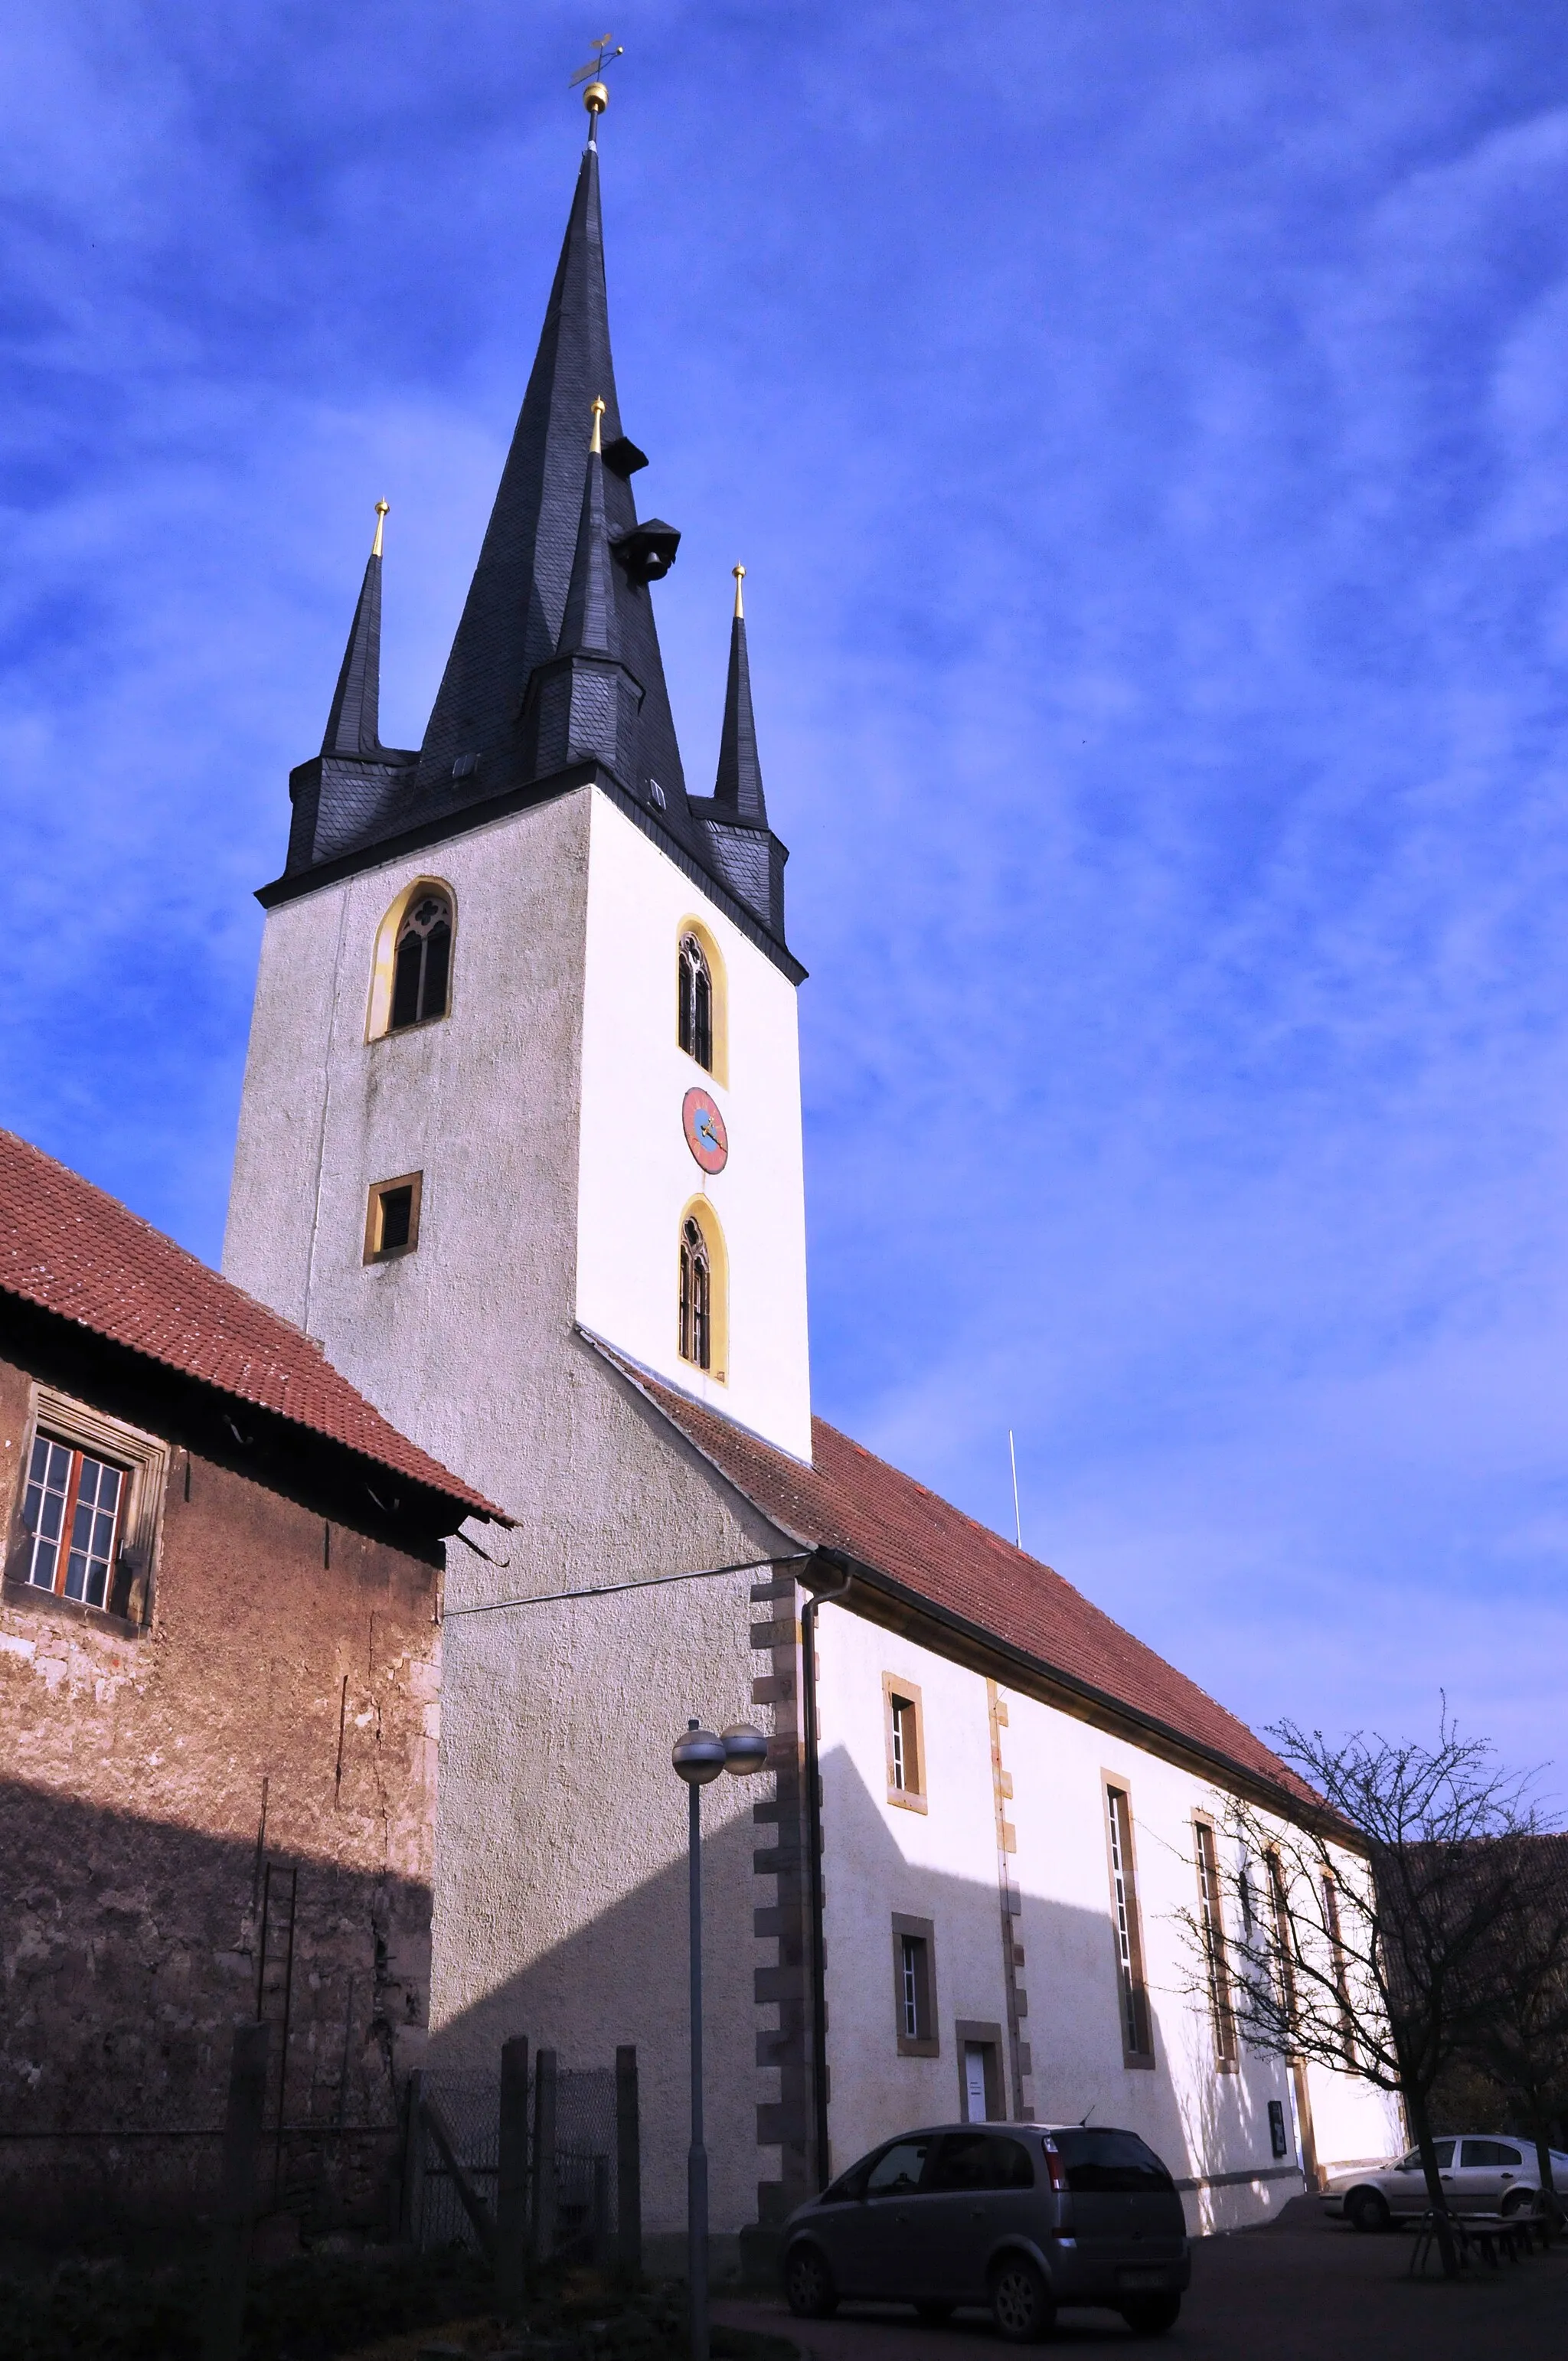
[365,1172,423,1263]
[884,1674,927,1813]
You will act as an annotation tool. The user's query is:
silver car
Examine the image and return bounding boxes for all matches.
[779,2121,1191,2342]
[1323,2134,1568,2229]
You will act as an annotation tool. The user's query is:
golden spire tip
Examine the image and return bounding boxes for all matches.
[590,396,606,456]
[372,498,389,557]
[732,563,746,620]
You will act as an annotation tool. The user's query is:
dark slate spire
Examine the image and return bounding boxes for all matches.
[713,563,767,825]
[558,400,619,657]
[416,133,688,815]
[322,501,387,756]
[522,400,645,782]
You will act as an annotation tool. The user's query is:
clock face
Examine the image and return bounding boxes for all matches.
[682,1086,729,1174]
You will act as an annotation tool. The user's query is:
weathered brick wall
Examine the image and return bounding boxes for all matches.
[0,1347,443,2233]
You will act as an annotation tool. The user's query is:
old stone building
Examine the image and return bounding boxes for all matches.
[220,85,1403,2277]
[0,1129,503,2233]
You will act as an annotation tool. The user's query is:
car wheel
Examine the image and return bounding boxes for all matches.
[989,2253,1055,2343]
[1346,2187,1391,2233]
[782,2242,838,2318]
[1501,2189,1538,2219]
[915,2301,956,2323]
[1120,2293,1181,2336]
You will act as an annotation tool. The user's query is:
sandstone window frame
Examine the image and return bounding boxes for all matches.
[892,1912,939,2057]
[364,1171,423,1264]
[366,877,457,1042]
[676,918,727,1085]
[883,1674,928,1814]
[5,1385,169,1631]
[1102,1773,1155,2069]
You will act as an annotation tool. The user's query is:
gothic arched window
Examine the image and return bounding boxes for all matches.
[390,891,452,1031]
[678,932,714,1072]
[679,1214,713,1370]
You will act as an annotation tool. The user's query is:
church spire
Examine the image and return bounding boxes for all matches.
[321,501,387,758]
[713,563,768,825]
[416,125,687,809]
[557,400,619,658]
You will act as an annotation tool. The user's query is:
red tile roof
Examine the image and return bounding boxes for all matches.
[599,1346,1306,1803]
[0,1131,502,1524]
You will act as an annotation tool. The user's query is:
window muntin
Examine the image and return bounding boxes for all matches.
[22,1436,126,1610]
[678,932,714,1070]
[1194,1818,1238,2069]
[678,1215,711,1368]
[1106,1782,1154,2062]
[900,1935,925,2038]
[389,892,452,1031]
[365,1172,423,1263]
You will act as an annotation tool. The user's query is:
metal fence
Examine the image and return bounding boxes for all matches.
[409,2045,637,2272]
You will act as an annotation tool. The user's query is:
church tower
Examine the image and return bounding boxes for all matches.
[224,104,810,1470]
[224,87,817,2246]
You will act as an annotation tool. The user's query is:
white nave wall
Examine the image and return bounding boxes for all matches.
[813,1602,1402,2234]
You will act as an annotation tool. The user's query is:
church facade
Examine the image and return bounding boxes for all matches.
[224,109,1400,2264]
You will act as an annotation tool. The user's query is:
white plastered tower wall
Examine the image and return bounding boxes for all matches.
[811,1602,1403,2235]
[224,782,811,2248]
[576,789,812,1458]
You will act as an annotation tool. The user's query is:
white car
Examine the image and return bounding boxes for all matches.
[1323,2136,1568,2229]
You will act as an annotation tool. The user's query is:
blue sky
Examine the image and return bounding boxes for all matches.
[4,2,1567,1789]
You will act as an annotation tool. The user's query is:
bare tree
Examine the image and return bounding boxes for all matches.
[1184,1713,1544,2278]
[1452,1836,1568,2220]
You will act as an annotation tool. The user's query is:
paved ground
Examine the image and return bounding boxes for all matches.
[713,2198,1568,2360]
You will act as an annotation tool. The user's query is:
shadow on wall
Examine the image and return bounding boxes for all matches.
[816,1744,1295,2227]
[430,1742,1298,2242]
[0,1779,429,2238]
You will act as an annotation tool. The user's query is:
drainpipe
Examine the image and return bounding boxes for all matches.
[800,1556,852,2193]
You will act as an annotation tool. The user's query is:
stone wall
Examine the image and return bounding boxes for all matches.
[0,1341,443,2235]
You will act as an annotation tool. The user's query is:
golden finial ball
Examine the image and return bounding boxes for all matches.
[583,80,609,116]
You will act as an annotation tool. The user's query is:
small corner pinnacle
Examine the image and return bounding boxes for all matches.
[372,498,389,558]
[590,396,606,456]
[732,563,746,621]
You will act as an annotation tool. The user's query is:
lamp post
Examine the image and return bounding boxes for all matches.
[672,1716,769,2361]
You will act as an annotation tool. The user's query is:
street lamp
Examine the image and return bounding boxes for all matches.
[672,1716,769,2361]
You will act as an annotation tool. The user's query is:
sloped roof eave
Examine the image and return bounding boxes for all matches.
[587,1335,1325,1826]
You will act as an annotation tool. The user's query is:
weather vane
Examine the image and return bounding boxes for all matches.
[570,34,624,132]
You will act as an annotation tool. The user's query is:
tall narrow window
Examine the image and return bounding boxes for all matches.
[891,1912,939,2055]
[678,1215,712,1369]
[1106,1782,1154,2063]
[883,1675,927,1811]
[678,932,714,1071]
[1194,1819,1238,2069]
[390,891,452,1030]
[21,1435,126,1610]
[1321,1874,1356,2066]
[1266,1850,1298,2038]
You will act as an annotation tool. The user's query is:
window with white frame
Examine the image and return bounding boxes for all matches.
[7,1389,168,1625]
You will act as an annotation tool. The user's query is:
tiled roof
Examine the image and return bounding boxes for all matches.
[0,1130,502,1523]
[599,1346,1307,1803]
